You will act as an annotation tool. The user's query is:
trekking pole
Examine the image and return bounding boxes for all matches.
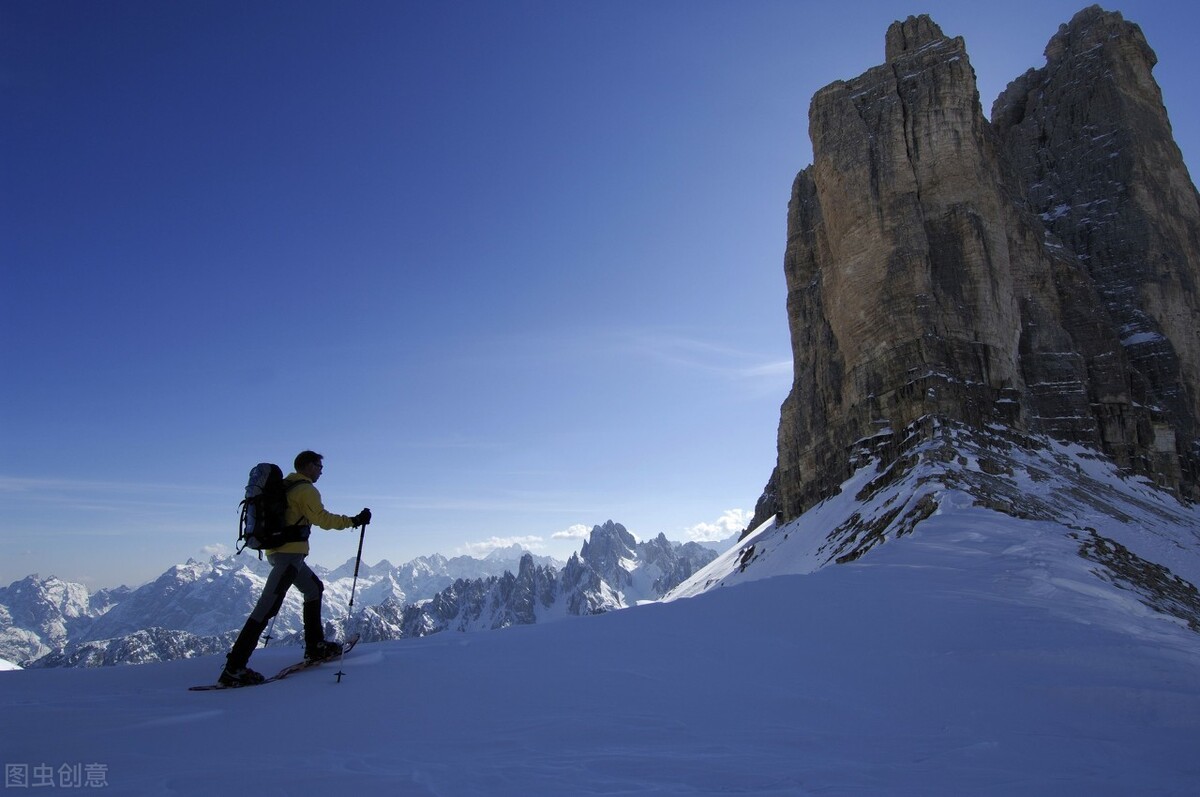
[262,615,278,647]
[335,518,368,683]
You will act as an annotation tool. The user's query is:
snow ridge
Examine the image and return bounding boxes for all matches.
[671,422,1200,647]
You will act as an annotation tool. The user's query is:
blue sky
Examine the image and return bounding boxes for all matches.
[3,1,1198,589]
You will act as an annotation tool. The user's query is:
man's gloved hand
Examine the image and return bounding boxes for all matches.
[352,508,372,527]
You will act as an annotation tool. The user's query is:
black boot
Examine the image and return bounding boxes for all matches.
[220,617,267,686]
[302,600,341,661]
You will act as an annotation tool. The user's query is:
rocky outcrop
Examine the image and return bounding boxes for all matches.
[992,6,1200,488]
[754,7,1200,531]
[398,554,561,636]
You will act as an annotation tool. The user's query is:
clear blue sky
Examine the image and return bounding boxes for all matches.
[3,1,1197,589]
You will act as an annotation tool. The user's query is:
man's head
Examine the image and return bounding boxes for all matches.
[295,450,324,481]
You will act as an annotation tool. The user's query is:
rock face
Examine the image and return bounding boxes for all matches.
[992,6,1200,485]
[754,7,1200,530]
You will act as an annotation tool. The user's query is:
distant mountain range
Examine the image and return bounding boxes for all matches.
[0,522,725,668]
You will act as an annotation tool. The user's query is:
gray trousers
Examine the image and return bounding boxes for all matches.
[227,552,327,669]
[248,552,324,624]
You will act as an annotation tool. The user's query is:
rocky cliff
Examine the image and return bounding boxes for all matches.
[752,6,1200,531]
[992,6,1200,485]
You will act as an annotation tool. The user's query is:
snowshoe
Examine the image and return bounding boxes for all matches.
[304,640,343,662]
[218,664,265,687]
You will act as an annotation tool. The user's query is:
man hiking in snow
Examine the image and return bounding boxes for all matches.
[219,450,371,686]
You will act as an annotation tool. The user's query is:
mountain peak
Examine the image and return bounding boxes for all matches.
[752,5,1200,537]
[884,15,947,61]
[1044,6,1150,64]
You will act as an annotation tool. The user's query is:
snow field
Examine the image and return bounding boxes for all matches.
[3,526,1199,796]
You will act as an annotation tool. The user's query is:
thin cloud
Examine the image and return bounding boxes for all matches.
[0,475,227,513]
[457,535,546,557]
[460,327,792,385]
[359,493,600,515]
[620,331,792,384]
[0,476,225,495]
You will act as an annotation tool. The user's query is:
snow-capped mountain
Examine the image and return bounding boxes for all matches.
[0,546,554,667]
[348,521,718,639]
[0,575,109,663]
[0,523,716,667]
[590,523,718,603]
[32,628,238,669]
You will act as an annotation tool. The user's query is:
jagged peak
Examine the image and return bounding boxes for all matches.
[1044,5,1154,67]
[884,15,946,62]
[579,521,636,557]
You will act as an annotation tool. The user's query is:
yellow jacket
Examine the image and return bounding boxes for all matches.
[266,473,356,555]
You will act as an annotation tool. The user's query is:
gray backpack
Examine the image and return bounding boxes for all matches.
[237,463,308,554]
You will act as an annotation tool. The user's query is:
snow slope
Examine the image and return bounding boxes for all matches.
[3,512,1200,794]
[3,433,1199,794]
[672,430,1200,604]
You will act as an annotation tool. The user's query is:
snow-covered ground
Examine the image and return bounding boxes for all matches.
[3,492,1199,795]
